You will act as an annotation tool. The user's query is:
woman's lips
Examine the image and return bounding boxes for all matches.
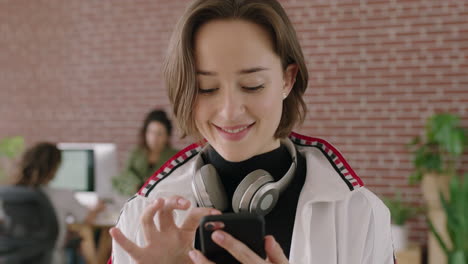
[214,123,255,141]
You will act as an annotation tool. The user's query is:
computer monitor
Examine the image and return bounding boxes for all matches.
[49,143,128,225]
[50,143,120,201]
[51,149,95,192]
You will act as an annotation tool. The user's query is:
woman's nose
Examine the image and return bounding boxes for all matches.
[217,87,245,121]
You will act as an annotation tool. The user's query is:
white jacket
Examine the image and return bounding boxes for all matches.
[111,132,395,264]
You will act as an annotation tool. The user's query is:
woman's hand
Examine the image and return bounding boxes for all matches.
[110,196,220,264]
[188,232,289,264]
[84,200,107,224]
[94,200,107,212]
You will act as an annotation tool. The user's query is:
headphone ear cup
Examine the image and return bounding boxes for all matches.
[194,164,228,211]
[232,169,274,213]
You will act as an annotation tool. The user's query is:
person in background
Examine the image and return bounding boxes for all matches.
[112,109,179,196]
[13,142,105,264]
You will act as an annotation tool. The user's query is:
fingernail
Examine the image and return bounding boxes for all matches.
[272,236,277,247]
[188,250,198,261]
[210,209,221,215]
[153,199,160,206]
[212,231,224,242]
[178,198,189,206]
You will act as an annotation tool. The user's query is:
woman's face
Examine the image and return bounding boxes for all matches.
[145,121,169,153]
[193,19,296,162]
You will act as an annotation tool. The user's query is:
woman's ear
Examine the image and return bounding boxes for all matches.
[283,64,298,97]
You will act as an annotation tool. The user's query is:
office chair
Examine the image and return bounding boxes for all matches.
[0,186,58,264]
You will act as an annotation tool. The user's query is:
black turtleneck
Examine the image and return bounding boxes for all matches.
[197,144,307,258]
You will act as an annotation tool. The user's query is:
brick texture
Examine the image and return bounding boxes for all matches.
[1,0,467,245]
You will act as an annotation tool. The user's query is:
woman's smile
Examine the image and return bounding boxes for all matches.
[214,122,255,141]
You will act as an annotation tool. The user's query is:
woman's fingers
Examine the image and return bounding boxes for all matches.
[179,207,221,231]
[158,196,191,230]
[188,249,216,264]
[265,235,288,264]
[140,198,164,243]
[211,230,264,263]
[109,227,141,260]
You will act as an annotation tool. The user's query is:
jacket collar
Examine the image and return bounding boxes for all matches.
[139,132,364,203]
[289,132,363,202]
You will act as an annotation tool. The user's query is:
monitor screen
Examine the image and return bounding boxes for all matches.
[50,149,95,192]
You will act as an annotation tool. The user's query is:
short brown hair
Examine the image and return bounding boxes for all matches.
[14,142,62,187]
[163,0,308,139]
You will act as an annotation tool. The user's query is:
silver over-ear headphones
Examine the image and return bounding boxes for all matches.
[191,138,297,216]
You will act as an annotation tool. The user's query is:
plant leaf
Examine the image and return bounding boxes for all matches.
[449,250,465,264]
[448,130,465,156]
[428,218,449,255]
[0,136,24,158]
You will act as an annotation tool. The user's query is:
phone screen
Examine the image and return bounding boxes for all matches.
[198,213,266,264]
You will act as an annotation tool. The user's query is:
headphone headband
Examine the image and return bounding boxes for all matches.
[191,138,297,215]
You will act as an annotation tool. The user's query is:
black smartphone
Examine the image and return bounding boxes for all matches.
[198,213,266,264]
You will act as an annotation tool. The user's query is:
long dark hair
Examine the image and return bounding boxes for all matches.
[15,142,62,187]
[138,109,173,151]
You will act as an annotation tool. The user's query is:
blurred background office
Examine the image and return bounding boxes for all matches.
[0,1,467,264]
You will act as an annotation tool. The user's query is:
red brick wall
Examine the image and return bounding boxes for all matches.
[1,0,467,244]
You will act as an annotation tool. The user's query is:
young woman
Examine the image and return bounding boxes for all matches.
[110,1,394,263]
[14,142,105,264]
[112,109,179,196]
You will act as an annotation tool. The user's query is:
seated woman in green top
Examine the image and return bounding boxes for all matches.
[112,109,179,196]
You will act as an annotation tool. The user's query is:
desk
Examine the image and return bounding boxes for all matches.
[395,245,422,264]
[69,223,113,264]
[69,210,118,264]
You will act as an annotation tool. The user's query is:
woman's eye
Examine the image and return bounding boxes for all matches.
[198,88,218,94]
[242,84,264,91]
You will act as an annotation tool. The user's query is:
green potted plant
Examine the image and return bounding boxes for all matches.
[408,113,466,184]
[0,136,24,184]
[428,174,468,264]
[383,193,419,251]
[408,113,467,264]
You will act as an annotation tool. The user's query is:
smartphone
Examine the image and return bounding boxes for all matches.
[198,213,266,264]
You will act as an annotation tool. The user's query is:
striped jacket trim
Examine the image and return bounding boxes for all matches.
[138,132,364,197]
[138,143,203,197]
[289,132,364,189]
